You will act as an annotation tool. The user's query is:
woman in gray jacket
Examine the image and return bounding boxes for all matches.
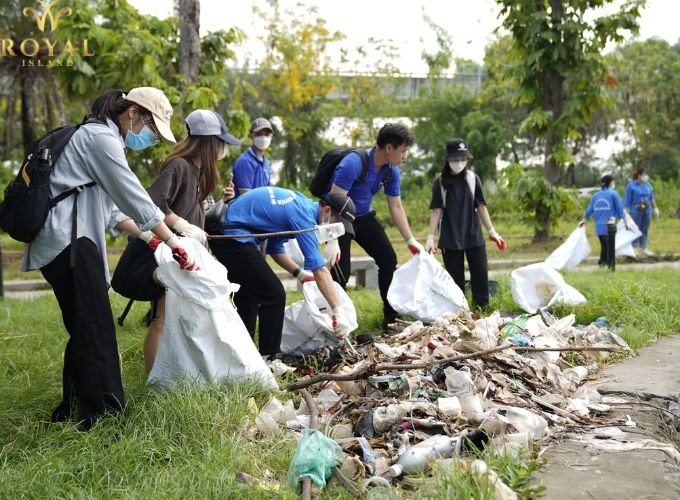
[23,87,198,429]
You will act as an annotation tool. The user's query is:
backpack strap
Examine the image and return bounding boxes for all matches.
[354,149,371,184]
[465,170,476,198]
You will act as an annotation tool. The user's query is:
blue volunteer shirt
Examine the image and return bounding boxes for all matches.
[222,187,326,270]
[232,146,271,197]
[584,189,625,236]
[623,180,654,214]
[329,146,401,217]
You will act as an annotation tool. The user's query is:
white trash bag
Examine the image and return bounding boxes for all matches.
[545,226,591,270]
[283,238,305,266]
[510,262,586,314]
[387,252,468,323]
[280,281,358,356]
[148,238,278,391]
[615,214,642,258]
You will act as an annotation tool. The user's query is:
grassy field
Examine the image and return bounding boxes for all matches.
[2,266,679,497]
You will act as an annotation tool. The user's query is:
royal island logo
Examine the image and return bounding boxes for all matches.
[1,0,95,68]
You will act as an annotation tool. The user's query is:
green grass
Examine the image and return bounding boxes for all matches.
[2,265,678,497]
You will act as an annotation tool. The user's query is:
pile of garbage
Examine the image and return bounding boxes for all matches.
[251,309,630,497]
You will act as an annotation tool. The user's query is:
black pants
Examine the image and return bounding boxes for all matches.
[209,239,286,356]
[442,245,489,308]
[335,212,398,321]
[40,237,124,429]
[598,226,617,270]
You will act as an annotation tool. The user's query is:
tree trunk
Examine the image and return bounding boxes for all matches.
[49,72,66,126]
[284,135,298,186]
[20,70,37,155]
[3,82,16,161]
[179,0,201,86]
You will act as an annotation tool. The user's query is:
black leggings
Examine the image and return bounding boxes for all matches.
[40,237,124,429]
[209,239,286,356]
[334,212,398,321]
[442,245,489,308]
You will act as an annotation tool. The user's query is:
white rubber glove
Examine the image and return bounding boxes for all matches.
[171,217,207,244]
[653,207,660,218]
[137,230,164,250]
[323,238,341,268]
[425,234,436,254]
[405,236,424,255]
[331,306,350,340]
[165,235,200,271]
[294,267,315,283]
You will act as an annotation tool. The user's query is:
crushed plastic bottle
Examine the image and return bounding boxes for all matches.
[388,434,461,477]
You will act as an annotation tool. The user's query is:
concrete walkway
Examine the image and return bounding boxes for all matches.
[530,335,680,499]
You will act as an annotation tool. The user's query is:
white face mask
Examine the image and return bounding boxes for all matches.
[641,175,649,183]
[448,160,466,174]
[218,143,228,161]
[253,135,271,151]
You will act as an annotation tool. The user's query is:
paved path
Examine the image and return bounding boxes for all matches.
[530,335,680,499]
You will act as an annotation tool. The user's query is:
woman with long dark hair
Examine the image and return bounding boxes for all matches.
[139,109,240,372]
[21,88,198,429]
[424,138,505,309]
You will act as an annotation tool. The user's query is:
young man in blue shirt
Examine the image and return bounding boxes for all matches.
[208,187,355,358]
[232,117,273,197]
[623,168,660,256]
[579,175,627,269]
[326,123,423,330]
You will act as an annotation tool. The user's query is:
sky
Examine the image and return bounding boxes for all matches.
[131,0,680,75]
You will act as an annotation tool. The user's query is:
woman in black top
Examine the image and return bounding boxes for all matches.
[425,138,506,308]
[132,110,240,372]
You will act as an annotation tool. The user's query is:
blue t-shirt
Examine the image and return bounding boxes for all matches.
[584,189,625,236]
[222,187,325,270]
[623,180,654,214]
[329,147,401,217]
[232,146,271,197]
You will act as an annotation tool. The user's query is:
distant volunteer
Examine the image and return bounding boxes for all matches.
[326,123,423,330]
[579,174,626,270]
[22,88,197,429]
[208,187,356,359]
[425,138,505,309]
[126,109,240,372]
[232,117,273,197]
[623,168,659,256]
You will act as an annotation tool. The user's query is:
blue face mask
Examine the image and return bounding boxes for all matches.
[125,119,159,150]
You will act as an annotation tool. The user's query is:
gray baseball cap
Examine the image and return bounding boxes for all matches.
[185,110,241,145]
[250,117,273,134]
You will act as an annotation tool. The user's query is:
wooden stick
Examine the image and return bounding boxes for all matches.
[207,227,316,240]
[299,389,318,500]
[285,345,619,392]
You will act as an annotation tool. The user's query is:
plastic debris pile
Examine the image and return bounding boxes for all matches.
[251,309,631,497]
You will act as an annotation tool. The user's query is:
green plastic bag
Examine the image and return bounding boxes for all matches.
[288,428,344,491]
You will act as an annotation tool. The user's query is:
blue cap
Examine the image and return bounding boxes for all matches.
[185,110,241,145]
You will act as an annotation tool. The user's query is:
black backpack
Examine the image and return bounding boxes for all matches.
[309,147,385,198]
[0,119,103,248]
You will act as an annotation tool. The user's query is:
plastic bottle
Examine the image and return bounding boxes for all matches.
[388,434,460,476]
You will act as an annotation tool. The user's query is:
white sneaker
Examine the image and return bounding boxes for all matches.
[643,248,655,257]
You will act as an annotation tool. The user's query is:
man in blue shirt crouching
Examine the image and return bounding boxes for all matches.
[208,187,355,358]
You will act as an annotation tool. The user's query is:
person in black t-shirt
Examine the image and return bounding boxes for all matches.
[424,138,506,308]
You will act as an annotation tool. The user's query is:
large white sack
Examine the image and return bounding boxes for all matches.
[615,214,642,258]
[387,252,469,323]
[281,281,358,356]
[545,226,591,270]
[148,238,278,391]
[283,238,305,266]
[511,262,586,314]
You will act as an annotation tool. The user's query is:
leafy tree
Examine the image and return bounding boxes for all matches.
[253,1,343,187]
[496,0,645,187]
[0,0,246,187]
[609,38,680,181]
